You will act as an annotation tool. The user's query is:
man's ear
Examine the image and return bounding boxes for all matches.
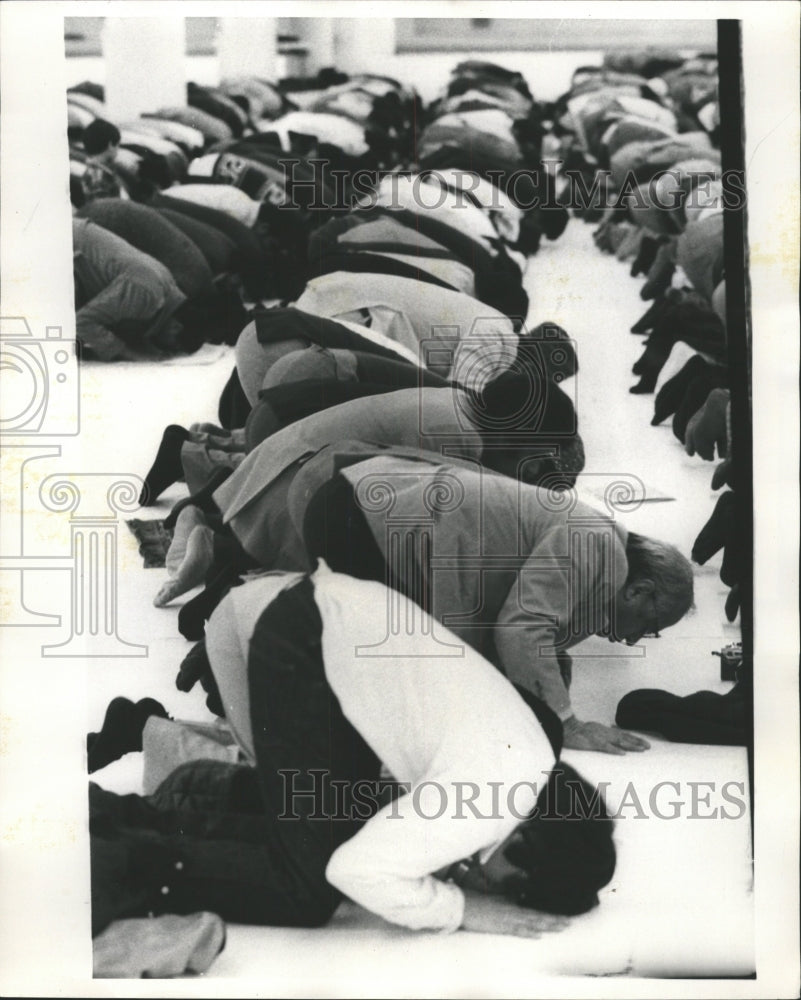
[624,577,655,601]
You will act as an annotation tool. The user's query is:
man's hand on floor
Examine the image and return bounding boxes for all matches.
[563,717,651,754]
[460,889,570,939]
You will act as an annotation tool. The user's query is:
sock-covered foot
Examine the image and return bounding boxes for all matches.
[134,698,170,732]
[631,333,674,377]
[175,640,211,695]
[630,297,666,334]
[672,376,722,444]
[712,457,733,491]
[692,490,737,566]
[615,688,747,745]
[87,697,168,773]
[154,506,212,607]
[651,355,708,425]
[174,641,225,720]
[640,244,676,300]
[163,466,232,531]
[683,387,730,457]
[164,506,207,576]
[177,583,222,641]
[177,565,241,641]
[629,373,658,394]
[725,583,741,622]
[139,426,190,506]
[154,523,216,607]
[631,235,661,277]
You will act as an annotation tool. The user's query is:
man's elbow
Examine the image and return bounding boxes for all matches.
[326,848,385,917]
[325,849,355,898]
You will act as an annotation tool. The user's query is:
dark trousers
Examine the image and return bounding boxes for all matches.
[246,576,383,922]
[90,765,325,935]
[303,473,392,586]
[91,577,383,934]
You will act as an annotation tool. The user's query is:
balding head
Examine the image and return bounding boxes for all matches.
[624,532,695,624]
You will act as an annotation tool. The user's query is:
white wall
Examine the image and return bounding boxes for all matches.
[64,19,713,105]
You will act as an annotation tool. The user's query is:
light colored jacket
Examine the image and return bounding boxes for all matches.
[214,389,484,567]
[72,218,185,360]
[295,271,518,389]
[333,456,629,720]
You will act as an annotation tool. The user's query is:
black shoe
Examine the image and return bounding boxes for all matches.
[87,697,169,773]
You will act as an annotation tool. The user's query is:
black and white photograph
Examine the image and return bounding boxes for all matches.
[0,2,798,995]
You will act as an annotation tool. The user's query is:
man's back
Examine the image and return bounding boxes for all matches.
[332,455,629,696]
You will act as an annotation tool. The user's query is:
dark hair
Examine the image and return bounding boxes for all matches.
[474,366,582,487]
[473,371,577,436]
[470,324,578,436]
[83,119,121,156]
[503,764,616,916]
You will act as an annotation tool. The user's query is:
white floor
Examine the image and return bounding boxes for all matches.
[45,219,751,989]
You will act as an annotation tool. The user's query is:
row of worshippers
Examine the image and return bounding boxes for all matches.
[550,54,749,746]
[68,72,417,200]
[88,60,697,962]
[69,72,419,361]
[69,60,575,365]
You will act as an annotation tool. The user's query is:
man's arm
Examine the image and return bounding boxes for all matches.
[494,527,650,754]
[492,527,576,719]
[76,299,134,361]
[326,779,532,933]
[76,284,166,362]
[327,811,570,939]
[461,889,569,938]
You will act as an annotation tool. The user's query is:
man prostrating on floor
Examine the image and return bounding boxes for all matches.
[206,563,615,932]
[292,449,695,754]
[90,564,616,936]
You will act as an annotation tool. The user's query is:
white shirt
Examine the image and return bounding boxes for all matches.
[187,153,220,178]
[295,271,517,389]
[205,564,556,933]
[125,118,206,151]
[364,174,501,255]
[258,111,370,157]
[165,184,261,228]
[434,108,518,145]
[424,168,523,245]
